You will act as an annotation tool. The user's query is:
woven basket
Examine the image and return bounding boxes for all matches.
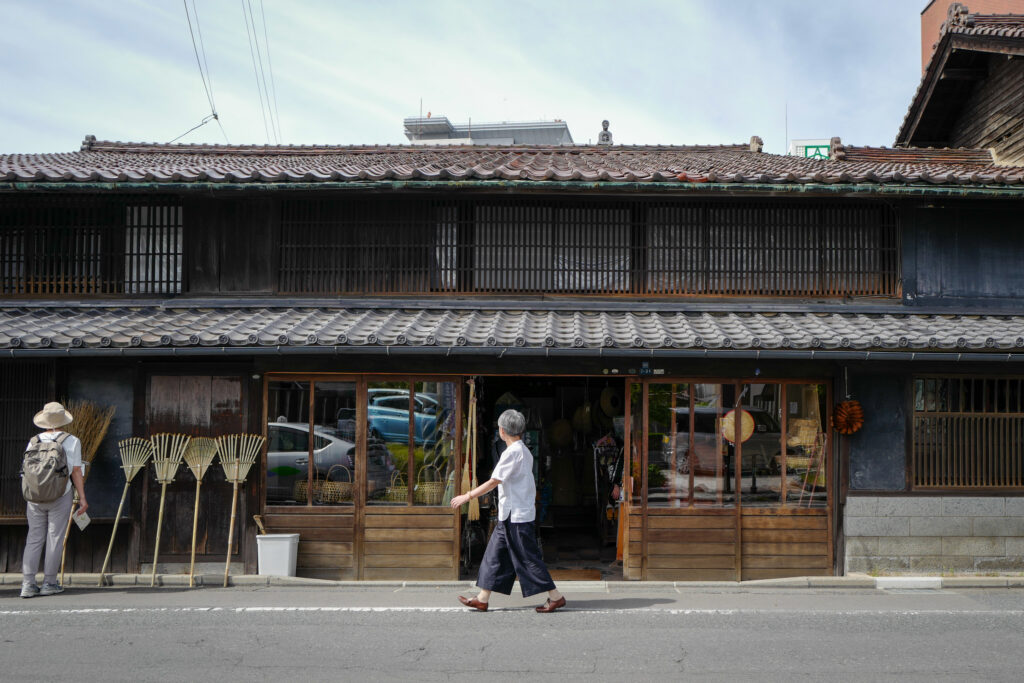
[414,465,445,506]
[384,471,408,503]
[293,479,312,503]
[321,465,353,503]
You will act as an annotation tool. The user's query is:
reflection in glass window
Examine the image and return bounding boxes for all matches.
[784,384,828,508]
[739,384,784,507]
[646,384,691,507]
[414,381,458,506]
[683,383,734,507]
[368,381,411,504]
[266,381,310,506]
[311,382,357,506]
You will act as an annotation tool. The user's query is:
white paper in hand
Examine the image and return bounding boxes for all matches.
[73,510,90,531]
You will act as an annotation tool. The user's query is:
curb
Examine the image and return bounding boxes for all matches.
[2,573,1022,590]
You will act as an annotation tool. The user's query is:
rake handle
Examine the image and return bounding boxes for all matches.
[223,481,239,588]
[189,480,202,588]
[98,482,130,586]
[58,492,78,585]
[150,482,169,587]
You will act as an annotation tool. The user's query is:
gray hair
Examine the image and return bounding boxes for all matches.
[497,409,526,437]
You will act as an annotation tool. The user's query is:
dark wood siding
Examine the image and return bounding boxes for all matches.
[950,55,1024,165]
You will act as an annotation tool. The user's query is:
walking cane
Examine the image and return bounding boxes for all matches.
[182,437,219,588]
[217,433,264,588]
[98,438,153,586]
[149,434,190,587]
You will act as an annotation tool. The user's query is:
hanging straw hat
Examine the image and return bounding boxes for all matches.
[33,402,73,429]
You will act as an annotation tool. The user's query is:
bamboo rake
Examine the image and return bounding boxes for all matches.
[149,433,190,587]
[98,438,153,586]
[217,433,265,588]
[58,400,116,584]
[183,437,219,588]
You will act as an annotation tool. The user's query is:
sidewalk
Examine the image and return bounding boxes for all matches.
[5,572,1024,590]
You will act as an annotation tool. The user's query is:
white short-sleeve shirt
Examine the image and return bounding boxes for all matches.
[29,431,83,496]
[490,439,535,523]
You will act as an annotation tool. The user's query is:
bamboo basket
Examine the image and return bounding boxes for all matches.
[414,465,445,505]
[321,464,353,503]
[384,470,408,503]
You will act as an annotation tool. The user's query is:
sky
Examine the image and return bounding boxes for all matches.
[0,0,928,155]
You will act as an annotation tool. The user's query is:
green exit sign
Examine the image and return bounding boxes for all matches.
[804,145,829,159]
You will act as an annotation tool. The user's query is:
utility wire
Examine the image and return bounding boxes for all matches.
[247,0,277,143]
[242,0,272,144]
[169,113,218,144]
[181,0,228,144]
[259,0,283,141]
[191,1,229,143]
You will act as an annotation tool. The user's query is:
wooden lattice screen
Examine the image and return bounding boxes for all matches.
[0,361,54,516]
[913,377,1024,489]
[279,198,900,297]
[0,198,183,295]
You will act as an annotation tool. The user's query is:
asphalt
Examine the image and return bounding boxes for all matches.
[5,572,1024,590]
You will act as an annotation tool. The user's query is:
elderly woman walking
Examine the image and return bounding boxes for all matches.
[450,409,565,613]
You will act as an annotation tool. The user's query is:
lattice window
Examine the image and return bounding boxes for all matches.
[279,198,900,298]
[0,361,54,516]
[0,198,182,296]
[913,377,1024,489]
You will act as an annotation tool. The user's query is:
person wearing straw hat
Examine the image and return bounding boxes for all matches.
[450,409,565,613]
[21,402,87,598]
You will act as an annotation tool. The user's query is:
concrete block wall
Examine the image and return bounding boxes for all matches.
[845,496,1024,573]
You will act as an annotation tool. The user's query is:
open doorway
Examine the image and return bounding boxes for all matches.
[461,376,627,581]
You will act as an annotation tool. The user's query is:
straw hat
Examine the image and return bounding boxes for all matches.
[33,401,73,429]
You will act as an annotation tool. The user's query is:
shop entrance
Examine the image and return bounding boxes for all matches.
[463,376,627,580]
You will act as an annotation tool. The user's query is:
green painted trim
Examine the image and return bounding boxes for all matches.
[3,180,1024,198]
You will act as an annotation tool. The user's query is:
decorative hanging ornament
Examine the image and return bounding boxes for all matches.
[832,400,864,434]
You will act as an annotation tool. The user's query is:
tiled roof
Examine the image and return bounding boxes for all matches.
[3,306,1024,354]
[2,136,1024,188]
[897,8,1024,147]
[833,142,995,166]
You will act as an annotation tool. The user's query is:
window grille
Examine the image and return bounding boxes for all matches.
[0,198,182,296]
[279,198,900,298]
[913,377,1024,488]
[0,361,53,516]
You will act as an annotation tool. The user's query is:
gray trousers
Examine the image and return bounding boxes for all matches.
[23,490,72,586]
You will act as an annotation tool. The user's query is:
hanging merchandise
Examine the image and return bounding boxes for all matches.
[833,367,864,435]
[832,400,865,434]
[572,404,593,434]
[58,399,116,585]
[98,437,154,586]
[217,433,265,587]
[149,433,190,587]
[591,400,613,432]
[548,418,573,448]
[182,437,219,588]
[462,379,480,521]
[600,385,623,417]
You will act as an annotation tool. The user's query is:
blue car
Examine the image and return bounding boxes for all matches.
[367,392,439,446]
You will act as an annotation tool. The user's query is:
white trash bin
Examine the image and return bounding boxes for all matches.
[256,533,300,576]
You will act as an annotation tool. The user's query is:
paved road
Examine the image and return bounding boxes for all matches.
[3,584,1024,682]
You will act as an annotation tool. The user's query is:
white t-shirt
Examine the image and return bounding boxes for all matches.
[490,439,536,523]
[29,431,83,496]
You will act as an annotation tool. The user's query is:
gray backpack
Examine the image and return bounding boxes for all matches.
[21,433,71,503]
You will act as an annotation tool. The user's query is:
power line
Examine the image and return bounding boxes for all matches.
[241,0,271,144]
[258,0,283,141]
[181,0,228,144]
[246,0,277,143]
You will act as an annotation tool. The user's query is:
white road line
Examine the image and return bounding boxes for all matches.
[2,607,1024,616]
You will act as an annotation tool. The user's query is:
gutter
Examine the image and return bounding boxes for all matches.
[4,180,1024,199]
[5,345,1023,363]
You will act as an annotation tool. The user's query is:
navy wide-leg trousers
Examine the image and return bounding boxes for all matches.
[476,519,556,597]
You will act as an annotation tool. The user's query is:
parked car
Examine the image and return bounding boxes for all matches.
[366,390,440,445]
[652,407,788,475]
[266,422,394,504]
